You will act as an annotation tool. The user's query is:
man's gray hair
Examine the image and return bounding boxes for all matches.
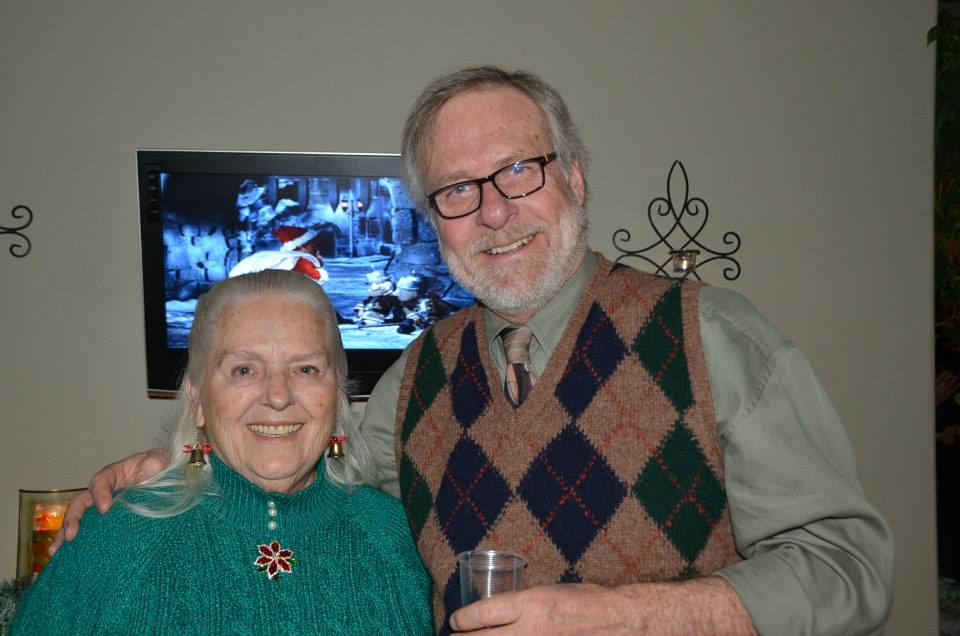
[401,66,590,222]
[122,269,375,518]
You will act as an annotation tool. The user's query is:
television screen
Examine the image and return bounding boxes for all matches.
[138,150,474,398]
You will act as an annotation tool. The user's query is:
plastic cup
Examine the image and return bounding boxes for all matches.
[457,549,527,605]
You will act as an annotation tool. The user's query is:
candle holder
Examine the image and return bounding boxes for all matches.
[611,161,741,281]
[670,249,700,274]
[16,488,84,586]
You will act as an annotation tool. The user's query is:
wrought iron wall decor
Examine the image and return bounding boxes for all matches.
[612,161,740,280]
[2,205,33,258]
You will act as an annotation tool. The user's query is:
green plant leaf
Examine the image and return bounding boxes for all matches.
[931,24,945,45]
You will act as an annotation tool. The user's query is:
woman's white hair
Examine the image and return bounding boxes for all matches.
[122,269,375,518]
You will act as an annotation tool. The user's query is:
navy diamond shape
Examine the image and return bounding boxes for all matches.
[518,425,627,562]
[438,569,461,636]
[435,437,512,555]
[450,323,492,429]
[556,303,628,421]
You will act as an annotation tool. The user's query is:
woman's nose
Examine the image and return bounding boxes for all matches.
[264,373,293,410]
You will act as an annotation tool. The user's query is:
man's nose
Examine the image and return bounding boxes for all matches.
[475,181,516,231]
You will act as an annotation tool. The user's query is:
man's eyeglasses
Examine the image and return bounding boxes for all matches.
[427,152,558,219]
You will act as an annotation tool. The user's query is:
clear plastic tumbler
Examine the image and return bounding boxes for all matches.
[457,549,527,605]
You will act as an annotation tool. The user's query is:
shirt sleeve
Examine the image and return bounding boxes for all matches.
[699,286,894,635]
[360,348,409,499]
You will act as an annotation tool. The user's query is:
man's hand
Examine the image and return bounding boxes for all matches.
[49,447,169,556]
[449,577,756,636]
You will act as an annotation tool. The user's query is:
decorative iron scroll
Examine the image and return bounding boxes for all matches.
[612,161,740,281]
[2,205,33,258]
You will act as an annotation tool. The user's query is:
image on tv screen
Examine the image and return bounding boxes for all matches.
[159,171,474,351]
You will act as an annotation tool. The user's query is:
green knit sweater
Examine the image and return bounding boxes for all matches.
[11,455,433,636]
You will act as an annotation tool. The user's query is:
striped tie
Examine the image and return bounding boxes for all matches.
[501,326,535,406]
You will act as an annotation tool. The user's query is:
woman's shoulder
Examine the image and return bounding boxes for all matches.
[11,500,193,634]
[338,486,416,542]
[48,497,188,572]
[343,484,407,517]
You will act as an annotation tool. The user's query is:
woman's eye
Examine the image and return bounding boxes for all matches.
[299,365,317,375]
[233,366,252,377]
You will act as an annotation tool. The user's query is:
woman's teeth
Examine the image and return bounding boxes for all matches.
[248,424,302,437]
[486,235,533,255]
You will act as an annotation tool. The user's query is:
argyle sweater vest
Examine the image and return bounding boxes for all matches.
[395,255,741,633]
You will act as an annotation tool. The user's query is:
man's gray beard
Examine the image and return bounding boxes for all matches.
[440,202,588,318]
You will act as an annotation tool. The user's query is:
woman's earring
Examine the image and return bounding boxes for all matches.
[184,430,212,468]
[327,435,347,459]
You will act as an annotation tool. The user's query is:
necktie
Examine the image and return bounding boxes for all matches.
[502,326,535,406]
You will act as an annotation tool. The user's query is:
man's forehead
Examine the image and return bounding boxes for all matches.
[426,86,549,183]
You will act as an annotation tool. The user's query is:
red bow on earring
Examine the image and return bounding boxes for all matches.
[327,436,347,459]
[182,442,212,455]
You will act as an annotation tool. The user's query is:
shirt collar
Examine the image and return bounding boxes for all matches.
[484,249,598,356]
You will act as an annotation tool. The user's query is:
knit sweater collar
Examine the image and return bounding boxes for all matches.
[204,453,344,538]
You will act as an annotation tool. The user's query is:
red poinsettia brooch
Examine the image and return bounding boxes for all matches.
[255,540,297,581]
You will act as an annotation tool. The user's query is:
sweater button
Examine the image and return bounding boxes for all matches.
[267,520,278,531]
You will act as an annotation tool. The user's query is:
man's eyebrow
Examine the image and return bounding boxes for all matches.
[432,153,530,188]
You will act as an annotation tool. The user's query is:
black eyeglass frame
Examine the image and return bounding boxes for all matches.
[426,152,558,219]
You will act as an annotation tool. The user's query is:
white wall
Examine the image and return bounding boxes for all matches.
[0,2,935,633]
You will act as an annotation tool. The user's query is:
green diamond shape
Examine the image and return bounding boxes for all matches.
[632,283,693,414]
[401,332,447,443]
[399,452,433,540]
[633,422,726,563]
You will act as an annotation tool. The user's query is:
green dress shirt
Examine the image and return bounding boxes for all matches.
[360,250,894,636]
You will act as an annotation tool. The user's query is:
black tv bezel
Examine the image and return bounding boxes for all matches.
[138,149,412,399]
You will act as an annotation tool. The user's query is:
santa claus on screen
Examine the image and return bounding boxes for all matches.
[228,226,329,284]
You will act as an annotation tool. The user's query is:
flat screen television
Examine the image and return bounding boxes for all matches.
[137,150,474,398]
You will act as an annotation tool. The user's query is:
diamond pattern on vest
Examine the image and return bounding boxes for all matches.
[556,302,628,421]
[435,436,512,555]
[394,258,741,635]
[450,323,492,428]
[401,331,448,443]
[632,283,693,415]
[517,424,627,563]
[439,573,460,636]
[399,451,433,540]
[632,421,726,563]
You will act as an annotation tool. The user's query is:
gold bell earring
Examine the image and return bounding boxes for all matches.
[183,430,212,468]
[327,435,347,459]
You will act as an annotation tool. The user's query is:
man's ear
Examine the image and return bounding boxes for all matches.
[568,163,586,205]
[185,378,205,428]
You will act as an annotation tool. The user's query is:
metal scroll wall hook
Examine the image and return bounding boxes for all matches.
[2,205,34,258]
[612,161,740,281]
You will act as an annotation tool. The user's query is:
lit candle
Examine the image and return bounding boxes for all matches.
[33,503,67,531]
[671,249,700,274]
[31,503,67,575]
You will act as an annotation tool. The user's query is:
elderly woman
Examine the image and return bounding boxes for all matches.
[12,270,432,635]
